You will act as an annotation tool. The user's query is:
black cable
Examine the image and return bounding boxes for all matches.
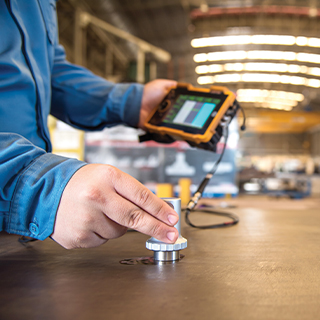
[185,208,239,229]
[238,102,246,131]
[186,126,229,210]
[184,125,239,229]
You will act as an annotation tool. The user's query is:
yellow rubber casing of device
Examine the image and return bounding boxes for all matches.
[144,83,236,145]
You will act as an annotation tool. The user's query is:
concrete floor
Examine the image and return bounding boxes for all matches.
[0,195,320,320]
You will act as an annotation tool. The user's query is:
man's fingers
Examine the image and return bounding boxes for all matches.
[109,167,179,227]
[91,214,128,240]
[103,193,179,243]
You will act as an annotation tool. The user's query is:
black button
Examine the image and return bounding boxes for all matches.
[159,100,169,111]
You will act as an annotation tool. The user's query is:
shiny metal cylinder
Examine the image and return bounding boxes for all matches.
[162,197,181,234]
[154,250,180,262]
[146,197,187,262]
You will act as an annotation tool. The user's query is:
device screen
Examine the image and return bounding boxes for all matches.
[162,95,221,129]
[147,89,228,135]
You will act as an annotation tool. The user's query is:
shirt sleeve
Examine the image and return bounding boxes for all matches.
[50,44,144,131]
[0,133,86,240]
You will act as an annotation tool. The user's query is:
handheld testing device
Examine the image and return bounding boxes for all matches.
[140,83,242,152]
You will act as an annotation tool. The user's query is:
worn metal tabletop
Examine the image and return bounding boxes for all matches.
[1,198,320,320]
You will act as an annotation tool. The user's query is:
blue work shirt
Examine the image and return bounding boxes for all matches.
[0,0,144,240]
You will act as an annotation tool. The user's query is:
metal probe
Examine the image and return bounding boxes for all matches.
[146,197,187,262]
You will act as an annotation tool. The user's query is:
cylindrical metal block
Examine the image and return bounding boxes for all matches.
[154,250,180,262]
[146,197,187,262]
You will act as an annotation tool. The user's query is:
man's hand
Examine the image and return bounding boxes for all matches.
[51,164,179,249]
[138,79,177,129]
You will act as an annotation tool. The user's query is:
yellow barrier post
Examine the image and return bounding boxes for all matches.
[179,178,191,206]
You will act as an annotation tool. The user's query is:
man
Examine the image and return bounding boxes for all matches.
[0,0,179,248]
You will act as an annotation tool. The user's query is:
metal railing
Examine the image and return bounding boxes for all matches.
[74,9,171,83]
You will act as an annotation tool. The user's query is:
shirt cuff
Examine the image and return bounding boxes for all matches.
[7,153,86,240]
[106,83,144,128]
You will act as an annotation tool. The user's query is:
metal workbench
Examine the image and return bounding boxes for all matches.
[1,200,320,320]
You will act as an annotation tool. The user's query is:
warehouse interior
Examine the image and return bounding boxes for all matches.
[1,1,320,319]
[52,0,320,198]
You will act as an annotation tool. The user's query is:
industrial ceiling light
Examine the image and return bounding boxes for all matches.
[192,33,320,107]
[197,73,320,88]
[191,34,320,48]
[194,50,320,64]
[247,50,296,61]
[195,62,316,76]
[237,89,304,102]
[236,89,304,110]
[297,52,320,64]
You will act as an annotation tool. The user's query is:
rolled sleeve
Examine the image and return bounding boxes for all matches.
[9,154,86,240]
[1,133,86,240]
